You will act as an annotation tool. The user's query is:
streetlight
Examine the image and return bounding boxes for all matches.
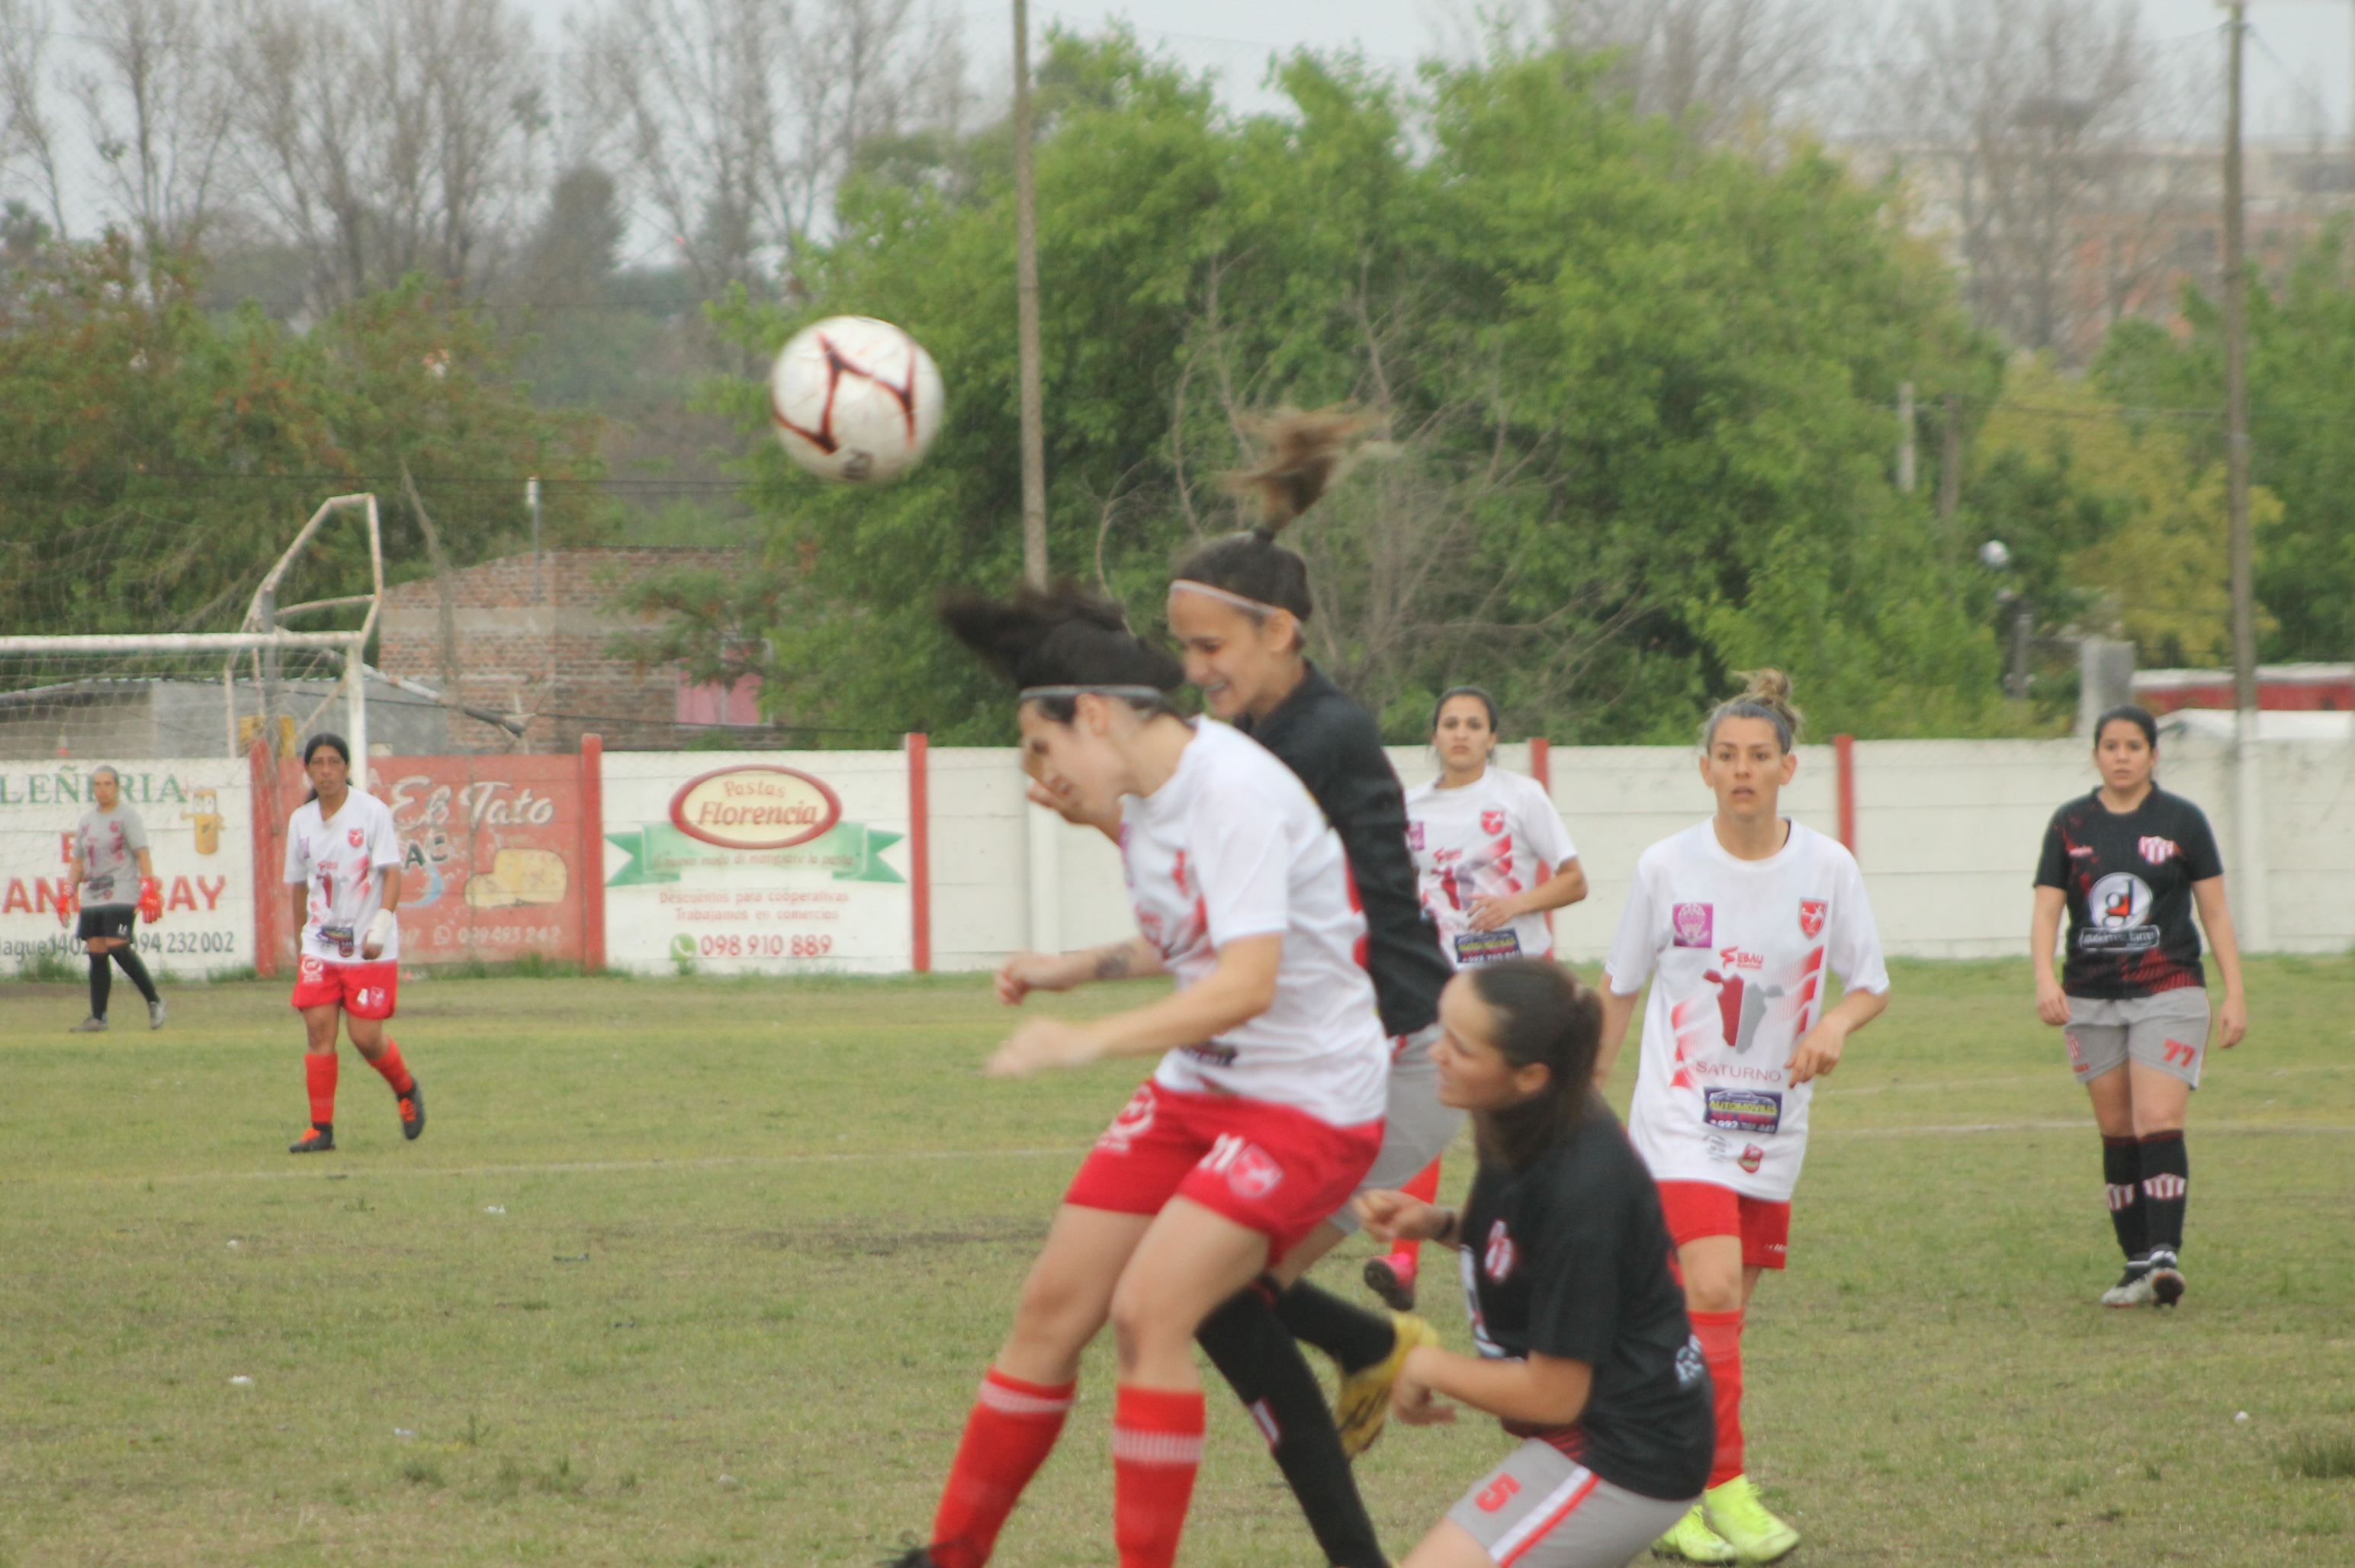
[1980,539,2032,700]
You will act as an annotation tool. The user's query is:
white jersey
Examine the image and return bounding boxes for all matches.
[1604,820,1888,1202]
[1405,765,1576,967]
[284,791,403,964]
[1123,720,1390,1127]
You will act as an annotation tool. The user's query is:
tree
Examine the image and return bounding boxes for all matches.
[1544,0,1835,146]
[69,0,235,262]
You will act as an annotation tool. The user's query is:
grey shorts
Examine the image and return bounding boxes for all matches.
[1327,1022,1465,1236]
[1445,1439,1695,1568]
[2065,991,2212,1088]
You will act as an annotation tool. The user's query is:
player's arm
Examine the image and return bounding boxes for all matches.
[288,882,309,936]
[361,860,403,959]
[996,937,1168,1004]
[1468,857,1589,930]
[1594,979,1641,1087]
[2191,876,2247,1049]
[1391,1347,1592,1429]
[985,933,1278,1078]
[1785,983,1887,1086]
[2030,884,2068,1026]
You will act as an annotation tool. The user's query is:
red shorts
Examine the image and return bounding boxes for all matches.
[1064,1081,1383,1264]
[1656,1180,1791,1271]
[291,957,399,1020]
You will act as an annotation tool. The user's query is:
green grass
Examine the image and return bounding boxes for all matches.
[1,957,2350,1566]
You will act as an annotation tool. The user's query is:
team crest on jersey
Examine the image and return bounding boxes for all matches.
[1738,1144,1765,1174]
[1407,821,1425,851]
[1799,898,1826,938]
[1672,902,1714,947]
[1483,1218,1517,1283]
[1481,809,1507,837]
[2139,835,2180,866]
[348,827,365,848]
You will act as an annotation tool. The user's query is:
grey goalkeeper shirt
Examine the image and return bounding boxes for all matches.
[76,805,149,908]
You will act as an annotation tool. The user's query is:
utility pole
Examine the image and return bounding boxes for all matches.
[1939,392,1963,522]
[2222,2,2273,947]
[1897,381,1916,493]
[1013,0,1048,590]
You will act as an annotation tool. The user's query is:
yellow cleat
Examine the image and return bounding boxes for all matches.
[1334,1312,1438,1459]
[1701,1474,1800,1563]
[1652,1502,1737,1563]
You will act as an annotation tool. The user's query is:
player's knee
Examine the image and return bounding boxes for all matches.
[1683,1270,1743,1315]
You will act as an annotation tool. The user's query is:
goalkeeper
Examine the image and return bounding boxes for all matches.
[66,765,166,1032]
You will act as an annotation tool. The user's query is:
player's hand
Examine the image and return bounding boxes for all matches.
[2218,993,2247,1049]
[1465,894,1521,933]
[996,951,1078,1005]
[2035,973,2071,1027]
[985,1017,1103,1078]
[138,877,164,924]
[1785,1018,1848,1087]
[1354,1190,1453,1245]
[1391,1350,1457,1427]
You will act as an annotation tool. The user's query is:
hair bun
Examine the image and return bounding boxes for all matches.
[1741,667,1791,705]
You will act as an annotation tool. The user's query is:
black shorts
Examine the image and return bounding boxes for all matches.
[77,905,137,943]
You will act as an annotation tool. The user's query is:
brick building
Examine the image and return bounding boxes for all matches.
[379,548,761,753]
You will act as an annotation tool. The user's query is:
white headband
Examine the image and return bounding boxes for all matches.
[1019,685,1168,702]
[1169,578,1286,617]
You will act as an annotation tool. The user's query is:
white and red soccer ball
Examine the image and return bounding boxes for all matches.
[769,315,945,484]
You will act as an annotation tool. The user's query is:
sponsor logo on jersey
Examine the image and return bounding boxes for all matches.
[2080,872,2161,950]
[1704,1087,1783,1135]
[1672,902,1714,947]
[2069,844,2096,857]
[1483,1218,1516,1283]
[668,765,842,850]
[1480,809,1507,837]
[2139,835,2180,866]
[1799,898,1826,938]
[1715,945,1764,972]
[1453,929,1522,966]
[1738,1143,1765,1174]
[1675,1336,1708,1388]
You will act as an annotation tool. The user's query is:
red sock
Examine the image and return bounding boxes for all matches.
[304,1053,338,1126]
[1387,1157,1444,1277]
[1690,1308,1745,1488]
[1113,1384,1205,1568]
[370,1039,416,1095]
[928,1368,1075,1568]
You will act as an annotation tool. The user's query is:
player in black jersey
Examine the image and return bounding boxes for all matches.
[1358,959,1714,1568]
[2032,705,2247,1308]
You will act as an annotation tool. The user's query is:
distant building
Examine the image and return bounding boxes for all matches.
[2134,662,2355,715]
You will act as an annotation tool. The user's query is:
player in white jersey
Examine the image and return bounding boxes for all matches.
[281,734,425,1154]
[65,765,167,1031]
[1595,670,1888,1566]
[1381,686,1589,1308]
[893,587,1388,1568]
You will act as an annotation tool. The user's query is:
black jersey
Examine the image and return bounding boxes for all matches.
[1460,1097,1716,1502]
[2034,787,2224,999]
[1235,665,1452,1037]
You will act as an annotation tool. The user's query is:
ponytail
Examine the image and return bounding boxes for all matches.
[1465,960,1604,1171]
[1170,407,1375,634]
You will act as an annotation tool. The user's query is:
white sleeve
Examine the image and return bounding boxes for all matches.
[1828,850,1891,995]
[283,818,310,886]
[1514,774,1576,867]
[1604,856,1660,996]
[367,799,403,872]
[1188,785,1291,946]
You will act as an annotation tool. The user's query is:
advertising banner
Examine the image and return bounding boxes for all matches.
[374,756,590,966]
[599,750,913,973]
[0,760,254,977]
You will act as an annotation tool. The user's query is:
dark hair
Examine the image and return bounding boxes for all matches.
[1463,959,1604,1171]
[2092,704,2159,752]
[1431,685,1500,735]
[1701,667,1802,753]
[939,584,1184,723]
[300,732,352,805]
[1170,408,1373,634]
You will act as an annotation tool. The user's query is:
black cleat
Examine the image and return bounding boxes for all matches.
[2145,1248,2185,1307]
[1363,1255,1417,1312]
[288,1123,335,1155]
[397,1079,426,1141]
[879,1543,943,1568]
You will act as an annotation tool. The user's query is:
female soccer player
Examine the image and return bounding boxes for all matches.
[1595,670,1888,1565]
[1382,687,1589,1309]
[1358,959,1714,1568]
[66,765,166,1032]
[282,734,424,1153]
[895,587,1389,1568]
[2031,705,2246,1309]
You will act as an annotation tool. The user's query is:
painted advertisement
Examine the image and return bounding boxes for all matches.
[374,756,589,965]
[0,760,254,977]
[599,752,912,974]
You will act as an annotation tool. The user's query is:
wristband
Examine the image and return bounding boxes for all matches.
[366,909,397,949]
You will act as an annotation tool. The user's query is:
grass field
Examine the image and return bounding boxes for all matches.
[2,956,2352,1567]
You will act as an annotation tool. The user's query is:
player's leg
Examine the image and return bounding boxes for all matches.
[1110,1195,1284,1568]
[2069,1002,2148,1304]
[910,1203,1152,1568]
[291,1000,342,1152]
[1418,1441,1695,1568]
[1364,1156,1442,1309]
[2122,996,2201,1307]
[109,935,162,1027]
[81,930,114,1030]
[340,964,421,1139]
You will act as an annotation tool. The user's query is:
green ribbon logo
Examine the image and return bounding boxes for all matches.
[604,821,905,887]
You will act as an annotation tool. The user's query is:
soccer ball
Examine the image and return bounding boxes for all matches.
[768,316,945,484]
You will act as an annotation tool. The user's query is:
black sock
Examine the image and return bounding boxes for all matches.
[1197,1285,1387,1568]
[1275,1279,1398,1375]
[111,945,159,1004]
[2139,1131,2188,1254]
[2103,1135,2147,1262]
[88,953,111,1019]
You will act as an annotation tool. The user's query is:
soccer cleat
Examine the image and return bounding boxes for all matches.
[2145,1248,2185,1307]
[1701,1474,1800,1563]
[1335,1310,1440,1459]
[68,1015,108,1033]
[1653,1502,1739,1563]
[1362,1253,1417,1312]
[288,1124,336,1155]
[147,997,167,1030]
[877,1543,941,1568]
[2100,1264,2154,1308]
[397,1079,426,1141]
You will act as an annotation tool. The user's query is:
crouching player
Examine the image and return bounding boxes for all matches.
[1359,960,1713,1568]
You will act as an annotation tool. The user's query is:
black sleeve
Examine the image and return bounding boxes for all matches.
[2177,802,2225,882]
[1521,1149,1625,1366]
[1299,710,1421,917]
[2033,809,2071,888]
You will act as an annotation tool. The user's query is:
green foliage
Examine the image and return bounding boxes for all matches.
[0,239,609,641]
[699,34,2012,744]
